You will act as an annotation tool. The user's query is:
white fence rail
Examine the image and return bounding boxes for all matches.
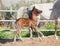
[0,20,16,22]
[39,20,60,22]
[0,20,60,22]
[0,10,17,12]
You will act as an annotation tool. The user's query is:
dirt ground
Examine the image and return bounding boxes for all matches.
[0,35,60,46]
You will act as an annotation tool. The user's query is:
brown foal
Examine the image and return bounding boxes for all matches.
[14,6,44,42]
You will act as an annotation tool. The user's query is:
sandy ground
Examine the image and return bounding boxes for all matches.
[0,35,60,46]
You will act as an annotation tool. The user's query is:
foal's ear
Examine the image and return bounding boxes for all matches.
[32,6,35,11]
[33,6,35,9]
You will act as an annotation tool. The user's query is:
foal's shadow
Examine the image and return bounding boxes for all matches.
[0,39,20,44]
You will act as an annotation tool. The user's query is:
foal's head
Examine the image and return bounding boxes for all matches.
[32,6,42,15]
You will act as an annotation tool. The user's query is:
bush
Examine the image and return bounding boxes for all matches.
[0,31,60,39]
[45,22,54,29]
[0,32,14,39]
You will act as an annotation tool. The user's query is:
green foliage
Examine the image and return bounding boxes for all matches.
[0,32,6,39]
[45,22,55,29]
[21,31,30,37]
[42,31,54,36]
[0,31,60,39]
[0,26,10,31]
[58,23,60,29]
[0,32,14,39]
[6,12,12,20]
[57,31,60,36]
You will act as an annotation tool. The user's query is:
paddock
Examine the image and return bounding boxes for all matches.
[0,0,60,46]
[0,36,59,46]
[0,14,60,46]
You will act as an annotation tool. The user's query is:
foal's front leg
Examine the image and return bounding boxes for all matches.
[55,19,58,40]
[14,31,17,42]
[29,27,33,39]
[35,26,44,37]
[33,26,44,40]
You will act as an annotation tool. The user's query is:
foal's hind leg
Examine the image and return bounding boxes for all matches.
[14,29,22,42]
[14,31,17,42]
[14,24,22,42]
[17,26,23,41]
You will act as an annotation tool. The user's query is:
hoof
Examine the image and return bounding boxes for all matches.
[30,37,33,40]
[20,39,23,41]
[19,38,23,41]
[38,37,42,41]
[12,42,16,44]
[14,39,16,42]
[42,36,44,38]
[17,37,23,41]
[55,35,58,40]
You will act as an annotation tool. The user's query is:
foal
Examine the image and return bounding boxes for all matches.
[14,6,44,42]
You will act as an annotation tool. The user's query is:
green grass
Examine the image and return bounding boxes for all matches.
[0,26,10,31]
[0,31,60,39]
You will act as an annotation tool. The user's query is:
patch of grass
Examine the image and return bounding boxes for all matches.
[57,31,60,36]
[44,22,55,29]
[0,31,60,39]
[0,26,10,31]
[21,31,30,37]
[0,32,14,39]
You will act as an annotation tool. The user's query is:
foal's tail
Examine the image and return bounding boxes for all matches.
[15,18,20,28]
[13,18,20,30]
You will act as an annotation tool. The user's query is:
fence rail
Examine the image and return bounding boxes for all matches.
[0,20,60,31]
[0,10,17,12]
[0,20,60,22]
[39,20,60,22]
[0,20,16,22]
